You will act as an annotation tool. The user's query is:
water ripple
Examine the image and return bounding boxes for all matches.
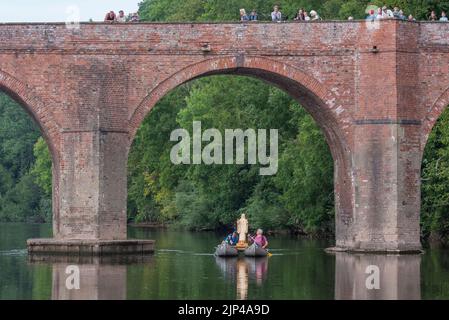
[0,249,27,256]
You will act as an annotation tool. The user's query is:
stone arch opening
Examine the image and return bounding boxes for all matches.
[129,56,353,150]
[422,86,449,151]
[128,56,355,239]
[0,70,59,165]
[420,87,449,242]
[0,70,59,229]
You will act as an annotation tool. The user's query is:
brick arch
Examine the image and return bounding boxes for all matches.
[128,55,353,151]
[128,55,355,222]
[0,69,60,163]
[0,69,61,234]
[421,86,449,152]
[129,56,353,140]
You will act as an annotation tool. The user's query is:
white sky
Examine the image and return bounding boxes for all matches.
[0,0,140,23]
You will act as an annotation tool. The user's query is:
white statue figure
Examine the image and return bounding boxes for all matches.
[236,214,249,244]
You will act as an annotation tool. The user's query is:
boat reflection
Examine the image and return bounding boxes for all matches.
[334,252,421,300]
[28,254,154,300]
[215,256,268,300]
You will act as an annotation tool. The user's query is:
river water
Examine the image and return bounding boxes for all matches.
[1,223,449,300]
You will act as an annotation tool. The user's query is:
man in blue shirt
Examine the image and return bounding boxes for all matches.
[249,9,258,21]
[224,231,239,246]
[366,9,376,21]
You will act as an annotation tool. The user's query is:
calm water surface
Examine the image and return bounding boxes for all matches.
[1,223,449,300]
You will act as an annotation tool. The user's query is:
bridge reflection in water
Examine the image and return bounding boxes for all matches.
[28,255,154,300]
[334,253,421,300]
[215,253,421,300]
[215,257,269,300]
[27,252,421,300]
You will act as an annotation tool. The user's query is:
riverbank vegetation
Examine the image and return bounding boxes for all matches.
[1,0,449,241]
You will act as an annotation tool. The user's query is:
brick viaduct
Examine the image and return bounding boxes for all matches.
[1,20,449,253]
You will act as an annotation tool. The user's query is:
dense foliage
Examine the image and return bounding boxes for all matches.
[1,0,449,239]
[0,94,50,222]
[126,76,334,234]
[422,111,449,242]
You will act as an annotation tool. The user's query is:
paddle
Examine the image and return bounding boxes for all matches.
[249,234,272,256]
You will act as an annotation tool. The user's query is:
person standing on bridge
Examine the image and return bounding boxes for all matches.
[429,10,438,21]
[116,10,127,23]
[271,5,282,22]
[375,7,384,19]
[310,10,321,21]
[440,11,448,22]
[104,11,116,22]
[366,9,376,21]
[303,11,311,21]
[294,9,305,21]
[382,6,394,18]
[130,12,140,22]
[249,9,258,21]
[392,7,400,19]
[397,10,406,20]
[240,9,249,22]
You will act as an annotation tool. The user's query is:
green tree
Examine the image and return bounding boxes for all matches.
[275,108,334,234]
[128,86,190,223]
[30,137,52,222]
[422,108,449,242]
[0,92,49,222]
[31,137,52,196]
[0,94,40,180]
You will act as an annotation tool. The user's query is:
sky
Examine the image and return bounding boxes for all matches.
[0,0,140,23]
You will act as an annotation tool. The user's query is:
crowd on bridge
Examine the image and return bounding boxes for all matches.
[104,10,140,23]
[365,6,447,22]
[238,4,449,23]
[239,5,322,22]
[102,5,449,24]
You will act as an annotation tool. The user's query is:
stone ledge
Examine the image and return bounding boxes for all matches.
[28,253,154,265]
[325,246,424,255]
[27,238,155,255]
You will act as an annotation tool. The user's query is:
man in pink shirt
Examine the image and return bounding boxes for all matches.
[250,229,269,249]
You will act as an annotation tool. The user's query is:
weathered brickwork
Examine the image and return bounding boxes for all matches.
[1,20,448,252]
